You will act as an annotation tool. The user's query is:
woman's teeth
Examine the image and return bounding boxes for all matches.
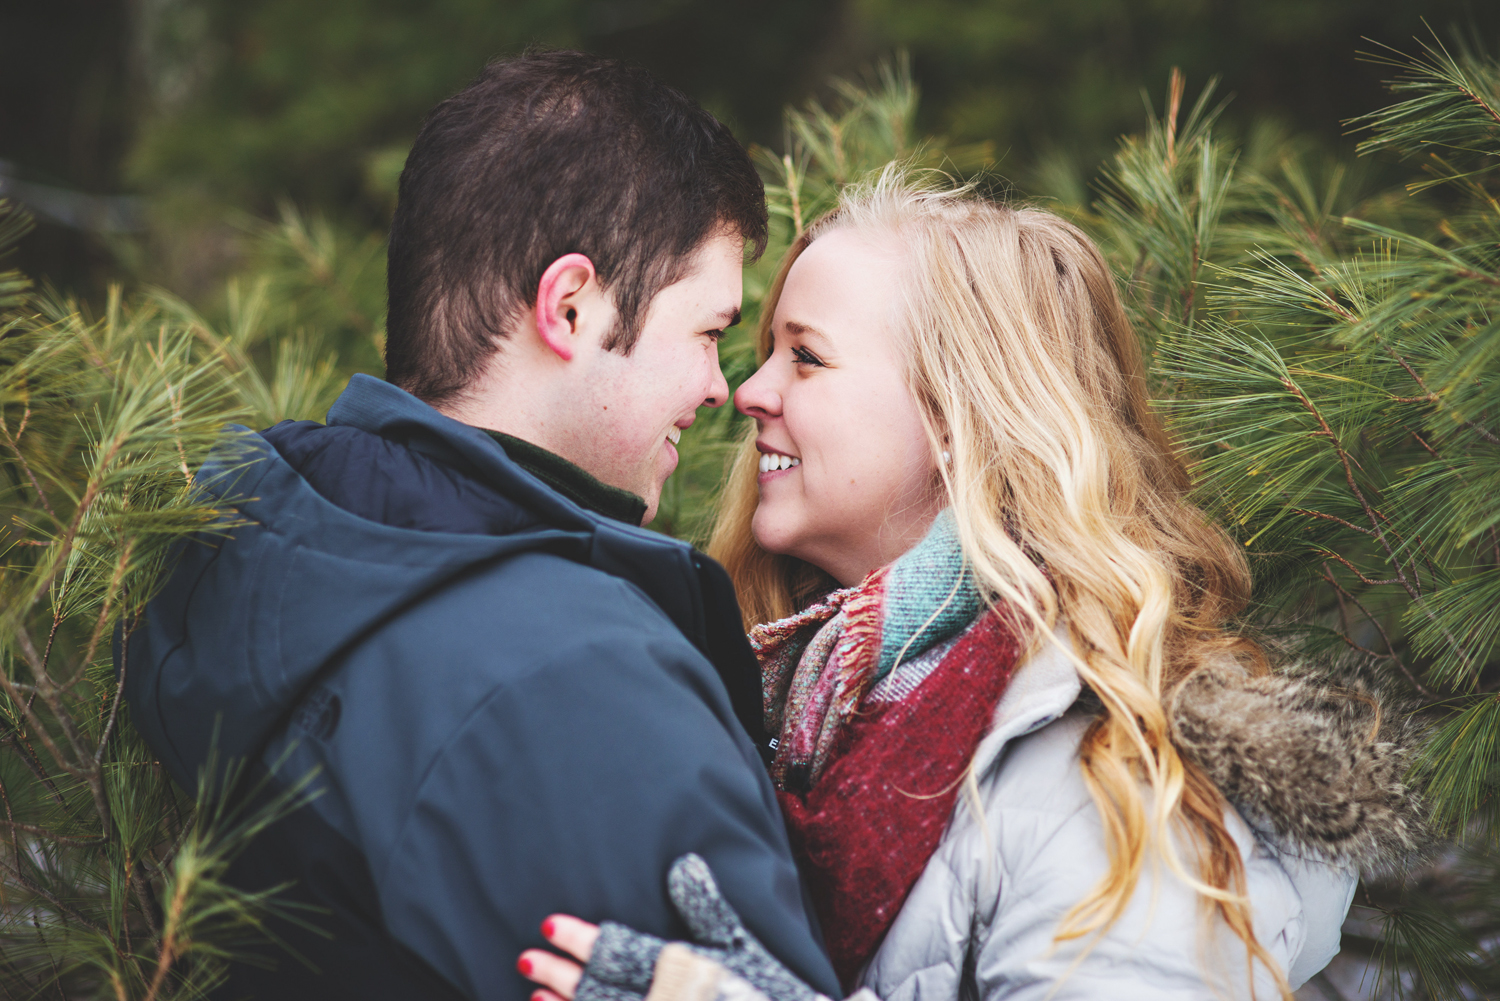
[667,427,681,446]
[758,453,801,473]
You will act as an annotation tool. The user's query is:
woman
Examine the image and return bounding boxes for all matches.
[522,168,1424,1000]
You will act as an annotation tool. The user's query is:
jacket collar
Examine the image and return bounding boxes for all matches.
[326,373,597,530]
[323,374,712,628]
[972,623,1081,777]
[482,430,647,526]
[314,375,778,751]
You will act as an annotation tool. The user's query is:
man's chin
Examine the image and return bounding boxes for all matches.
[637,480,666,525]
[638,448,676,525]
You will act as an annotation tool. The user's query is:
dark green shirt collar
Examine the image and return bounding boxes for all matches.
[482,430,647,526]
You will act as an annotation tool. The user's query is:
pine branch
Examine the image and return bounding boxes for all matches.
[1353,30,1500,194]
[0,415,59,524]
[1384,344,1500,447]
[1320,563,1434,697]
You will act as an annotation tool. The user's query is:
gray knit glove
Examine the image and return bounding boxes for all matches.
[666,854,820,1001]
[574,853,823,1001]
[573,921,669,1001]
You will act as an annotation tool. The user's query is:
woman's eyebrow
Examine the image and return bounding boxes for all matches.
[782,320,829,343]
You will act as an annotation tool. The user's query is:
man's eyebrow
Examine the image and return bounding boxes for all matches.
[712,306,742,328]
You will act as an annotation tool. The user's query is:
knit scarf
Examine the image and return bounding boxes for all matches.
[750,512,1023,988]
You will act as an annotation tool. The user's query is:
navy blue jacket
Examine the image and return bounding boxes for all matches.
[123,374,839,1001]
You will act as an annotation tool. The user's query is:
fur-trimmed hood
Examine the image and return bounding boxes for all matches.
[1170,661,1431,876]
[866,631,1373,998]
[971,627,1430,878]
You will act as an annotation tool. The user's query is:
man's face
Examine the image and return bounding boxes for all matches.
[562,231,742,523]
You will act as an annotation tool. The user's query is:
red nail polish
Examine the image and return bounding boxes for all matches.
[517,956,533,977]
[541,917,555,939]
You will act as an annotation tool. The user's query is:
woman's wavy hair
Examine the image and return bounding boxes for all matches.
[710,165,1290,997]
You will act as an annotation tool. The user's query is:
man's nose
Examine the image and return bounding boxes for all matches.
[703,354,730,409]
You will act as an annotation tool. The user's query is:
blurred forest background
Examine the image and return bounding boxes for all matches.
[4,0,1498,300]
[4,1,1500,999]
[8,0,1500,541]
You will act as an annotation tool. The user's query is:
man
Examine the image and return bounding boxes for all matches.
[123,50,840,1001]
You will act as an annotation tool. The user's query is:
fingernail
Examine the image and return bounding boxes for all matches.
[541,917,555,939]
[517,956,533,977]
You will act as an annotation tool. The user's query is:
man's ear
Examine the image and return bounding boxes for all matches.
[534,254,598,362]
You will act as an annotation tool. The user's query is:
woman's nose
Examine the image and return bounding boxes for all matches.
[734,361,782,419]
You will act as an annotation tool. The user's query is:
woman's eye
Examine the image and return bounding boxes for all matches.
[791,346,824,367]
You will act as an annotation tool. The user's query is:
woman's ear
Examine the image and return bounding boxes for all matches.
[534,254,598,362]
[932,428,952,467]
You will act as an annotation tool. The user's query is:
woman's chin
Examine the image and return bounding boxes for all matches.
[750,510,800,559]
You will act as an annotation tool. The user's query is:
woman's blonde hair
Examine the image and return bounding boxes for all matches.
[710,166,1289,997]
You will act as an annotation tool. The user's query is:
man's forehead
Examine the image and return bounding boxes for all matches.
[671,235,745,316]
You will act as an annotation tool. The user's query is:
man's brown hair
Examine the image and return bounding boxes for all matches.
[385,50,768,404]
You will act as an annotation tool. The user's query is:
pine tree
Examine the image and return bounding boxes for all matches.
[1069,44,1500,1000]
[5,39,1497,998]
[0,198,339,998]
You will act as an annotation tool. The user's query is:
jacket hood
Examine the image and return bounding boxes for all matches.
[1170,662,1431,875]
[976,630,1429,877]
[124,375,716,791]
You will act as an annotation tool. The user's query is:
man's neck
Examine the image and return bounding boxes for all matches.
[436,344,649,526]
[482,430,646,526]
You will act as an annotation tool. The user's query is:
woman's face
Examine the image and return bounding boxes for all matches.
[735,226,944,586]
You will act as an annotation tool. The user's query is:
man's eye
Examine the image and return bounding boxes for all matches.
[791,346,824,367]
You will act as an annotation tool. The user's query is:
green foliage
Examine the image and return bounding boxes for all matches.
[125,0,844,221]
[1068,46,1500,999]
[1355,34,1500,193]
[229,202,387,370]
[1091,71,1241,341]
[1339,840,1500,998]
[0,204,33,314]
[129,0,587,211]
[8,31,1500,997]
[0,197,340,997]
[852,0,1498,170]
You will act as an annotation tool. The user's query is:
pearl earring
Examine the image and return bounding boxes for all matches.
[941,450,952,464]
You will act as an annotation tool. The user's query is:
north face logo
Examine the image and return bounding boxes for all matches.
[292,687,342,741]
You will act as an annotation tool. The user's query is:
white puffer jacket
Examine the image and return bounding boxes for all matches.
[859,633,1365,1001]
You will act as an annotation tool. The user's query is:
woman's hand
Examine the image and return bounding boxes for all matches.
[514,855,827,1001]
[518,915,600,1001]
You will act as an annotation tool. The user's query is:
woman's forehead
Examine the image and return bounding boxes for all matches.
[778,232,902,328]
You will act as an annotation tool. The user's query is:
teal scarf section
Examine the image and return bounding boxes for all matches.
[874,509,982,682]
[752,509,985,788]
